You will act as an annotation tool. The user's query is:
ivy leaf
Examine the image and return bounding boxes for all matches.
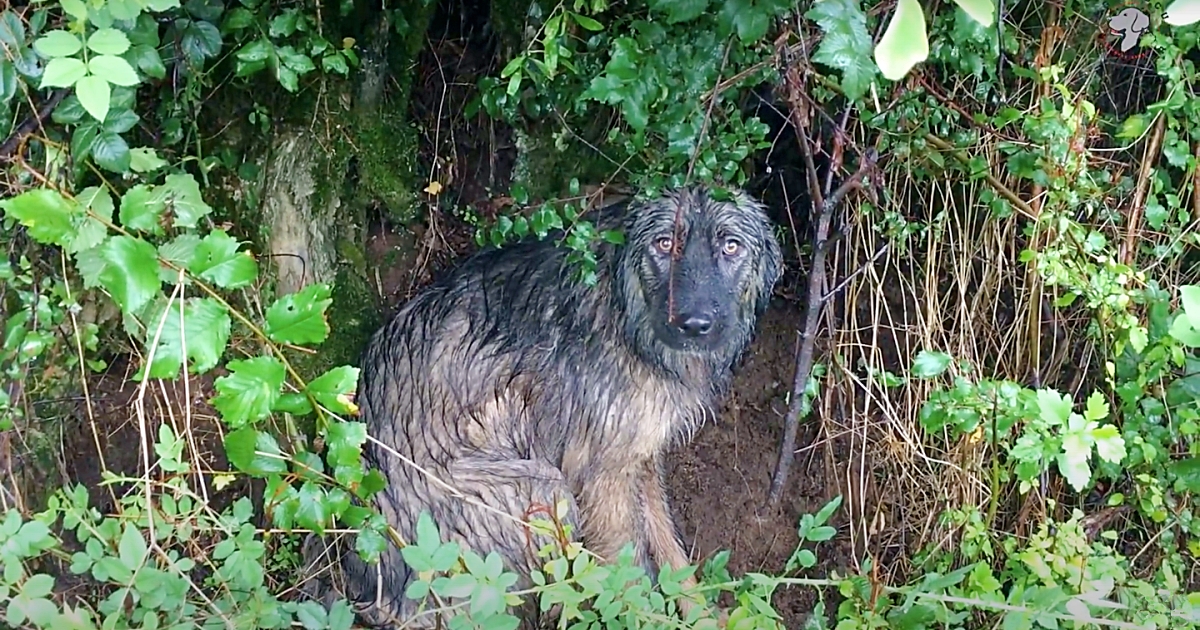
[74,74,112,122]
[91,131,131,173]
[264,283,333,345]
[130,147,169,173]
[98,235,162,315]
[648,0,708,23]
[40,57,87,88]
[306,366,360,416]
[188,230,259,289]
[119,184,168,235]
[87,28,131,55]
[88,54,140,86]
[69,186,115,254]
[162,173,214,228]
[911,350,952,378]
[806,0,876,101]
[0,188,81,246]
[137,297,232,380]
[210,356,287,428]
[33,30,83,58]
[874,0,929,81]
[224,426,288,475]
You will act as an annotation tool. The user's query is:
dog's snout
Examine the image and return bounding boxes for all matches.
[675,312,714,337]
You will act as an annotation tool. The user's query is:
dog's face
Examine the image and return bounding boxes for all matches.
[627,188,782,353]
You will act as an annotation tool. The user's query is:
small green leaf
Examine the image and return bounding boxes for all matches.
[138,297,232,379]
[952,0,995,27]
[189,230,259,289]
[1091,424,1127,465]
[1083,391,1109,422]
[264,283,333,345]
[91,131,131,173]
[1170,457,1200,492]
[911,350,951,378]
[295,482,330,534]
[88,54,140,86]
[117,523,147,569]
[306,366,360,415]
[1181,285,1200,329]
[0,188,81,246]
[210,356,287,428]
[224,426,289,475]
[119,184,168,235]
[60,0,89,20]
[69,186,114,254]
[34,30,83,58]
[98,235,162,315]
[87,28,131,55]
[74,74,112,122]
[130,44,167,80]
[161,173,214,228]
[572,13,604,30]
[40,57,88,88]
[874,0,929,81]
[130,147,169,173]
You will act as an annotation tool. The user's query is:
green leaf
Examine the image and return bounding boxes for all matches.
[147,0,182,10]
[719,0,771,43]
[162,173,214,228]
[88,54,140,86]
[1057,431,1094,492]
[87,28,131,55]
[91,131,131,173]
[69,186,115,254]
[1169,457,1200,492]
[118,523,147,569]
[119,184,168,235]
[0,188,81,246]
[99,235,162,315]
[1181,285,1200,330]
[0,59,16,104]
[1091,424,1126,465]
[1035,389,1072,426]
[188,230,259,289]
[0,11,25,51]
[75,74,112,122]
[572,13,604,30]
[1169,312,1200,348]
[130,147,169,173]
[52,95,88,124]
[264,283,333,345]
[295,482,330,534]
[130,44,167,80]
[649,0,708,23]
[34,30,83,58]
[138,297,232,379]
[210,356,287,428]
[874,0,929,81]
[40,57,87,88]
[158,234,201,284]
[102,108,140,134]
[306,366,360,415]
[952,0,995,27]
[911,350,951,378]
[805,0,876,101]
[224,426,289,475]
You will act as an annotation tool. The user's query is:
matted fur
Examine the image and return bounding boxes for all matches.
[301,185,784,628]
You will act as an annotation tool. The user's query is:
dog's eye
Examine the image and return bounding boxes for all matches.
[655,237,674,253]
[722,239,741,256]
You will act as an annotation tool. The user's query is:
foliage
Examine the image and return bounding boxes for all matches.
[4,0,1200,628]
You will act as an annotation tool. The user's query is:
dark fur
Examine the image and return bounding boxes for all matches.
[301,186,783,628]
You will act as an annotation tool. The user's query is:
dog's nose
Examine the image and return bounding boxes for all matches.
[676,314,714,337]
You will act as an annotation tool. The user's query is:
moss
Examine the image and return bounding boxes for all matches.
[292,261,382,383]
[351,109,421,224]
[510,123,619,200]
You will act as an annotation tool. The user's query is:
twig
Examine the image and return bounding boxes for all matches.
[823,243,889,301]
[766,64,877,508]
[0,88,70,164]
[1120,113,1165,266]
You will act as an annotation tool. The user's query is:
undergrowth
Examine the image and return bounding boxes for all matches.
[1,0,1199,628]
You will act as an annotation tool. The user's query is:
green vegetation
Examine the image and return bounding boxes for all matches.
[2,0,1200,628]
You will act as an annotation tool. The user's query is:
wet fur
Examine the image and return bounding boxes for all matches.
[302,186,783,628]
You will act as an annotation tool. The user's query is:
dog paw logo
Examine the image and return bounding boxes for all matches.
[1104,5,1153,59]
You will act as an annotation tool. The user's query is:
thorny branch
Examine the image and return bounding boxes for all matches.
[767,62,878,507]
